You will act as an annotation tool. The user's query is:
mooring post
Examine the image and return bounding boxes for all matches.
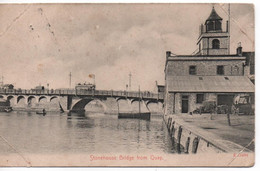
[185,137,190,154]
[168,117,172,131]
[192,137,199,154]
[170,121,175,136]
[177,126,182,144]
[177,126,182,153]
[167,118,170,129]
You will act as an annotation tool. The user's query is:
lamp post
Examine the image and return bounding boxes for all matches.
[129,72,132,91]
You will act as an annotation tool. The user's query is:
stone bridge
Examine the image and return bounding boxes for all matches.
[0,89,164,114]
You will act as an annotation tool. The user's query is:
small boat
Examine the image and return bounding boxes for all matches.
[0,99,11,112]
[36,109,46,116]
[118,112,151,120]
[4,107,13,113]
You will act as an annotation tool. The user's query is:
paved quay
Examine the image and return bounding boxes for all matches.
[166,113,254,152]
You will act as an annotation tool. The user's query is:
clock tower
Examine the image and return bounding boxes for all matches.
[197,7,230,55]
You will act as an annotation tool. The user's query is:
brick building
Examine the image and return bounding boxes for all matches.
[164,7,254,115]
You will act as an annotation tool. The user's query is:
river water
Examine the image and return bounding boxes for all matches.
[0,111,175,155]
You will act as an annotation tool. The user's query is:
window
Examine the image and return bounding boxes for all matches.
[189,65,196,75]
[207,21,214,31]
[217,65,224,75]
[215,20,222,30]
[212,39,220,49]
[233,65,239,75]
[196,94,204,104]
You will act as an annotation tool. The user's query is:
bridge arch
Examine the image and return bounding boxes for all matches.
[17,96,26,104]
[38,96,47,103]
[7,95,14,101]
[130,98,140,104]
[115,97,127,102]
[145,100,164,114]
[0,95,8,101]
[28,96,36,103]
[50,96,58,102]
[70,98,108,113]
[145,100,158,106]
[17,96,25,104]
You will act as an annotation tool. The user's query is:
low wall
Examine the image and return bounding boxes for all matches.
[164,114,252,154]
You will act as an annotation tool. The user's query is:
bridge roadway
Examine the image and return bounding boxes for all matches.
[0,89,164,113]
[0,89,163,100]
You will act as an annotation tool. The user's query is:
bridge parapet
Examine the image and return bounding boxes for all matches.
[0,89,164,101]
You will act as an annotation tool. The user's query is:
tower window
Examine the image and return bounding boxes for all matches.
[217,65,224,75]
[207,21,214,31]
[212,39,220,49]
[215,20,222,30]
[189,66,196,75]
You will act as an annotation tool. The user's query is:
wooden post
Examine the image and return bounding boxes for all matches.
[167,118,171,129]
[170,121,175,136]
[185,137,190,154]
[168,118,172,130]
[177,126,182,144]
[192,137,199,154]
[177,126,182,153]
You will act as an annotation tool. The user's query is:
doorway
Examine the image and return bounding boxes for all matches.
[181,95,189,113]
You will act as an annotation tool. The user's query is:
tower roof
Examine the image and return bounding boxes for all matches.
[206,7,223,21]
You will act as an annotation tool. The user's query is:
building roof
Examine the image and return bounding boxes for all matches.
[167,76,254,93]
[206,7,222,21]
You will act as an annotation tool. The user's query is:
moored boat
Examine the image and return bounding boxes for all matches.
[118,112,151,120]
[4,107,13,113]
[36,109,46,116]
[0,99,11,112]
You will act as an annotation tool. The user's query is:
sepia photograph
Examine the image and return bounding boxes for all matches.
[0,2,255,167]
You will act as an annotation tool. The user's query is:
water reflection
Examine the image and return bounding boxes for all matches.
[0,111,175,154]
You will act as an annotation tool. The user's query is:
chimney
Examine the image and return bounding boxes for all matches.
[236,42,242,56]
[166,51,171,58]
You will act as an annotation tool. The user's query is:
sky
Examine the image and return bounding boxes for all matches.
[0,3,254,91]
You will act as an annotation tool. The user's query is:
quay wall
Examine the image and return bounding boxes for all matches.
[164,114,252,153]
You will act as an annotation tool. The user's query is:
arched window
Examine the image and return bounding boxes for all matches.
[212,39,220,49]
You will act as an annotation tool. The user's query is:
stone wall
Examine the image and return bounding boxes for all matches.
[166,60,244,76]
[164,92,175,115]
[200,37,229,55]
[164,115,252,153]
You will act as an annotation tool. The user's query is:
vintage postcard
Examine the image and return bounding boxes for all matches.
[0,3,255,167]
